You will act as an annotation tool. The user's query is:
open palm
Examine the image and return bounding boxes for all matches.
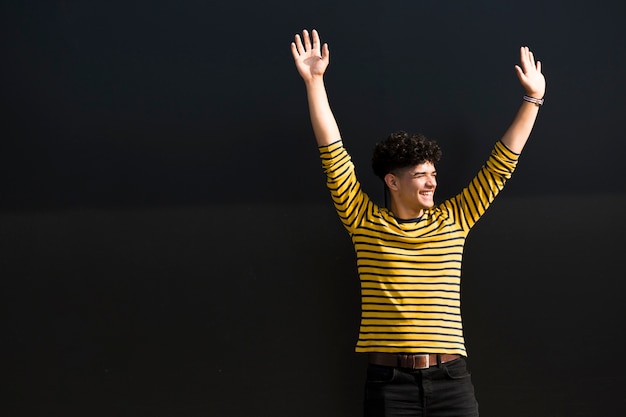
[291,29,329,82]
[515,46,546,98]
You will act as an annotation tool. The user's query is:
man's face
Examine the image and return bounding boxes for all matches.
[393,161,437,211]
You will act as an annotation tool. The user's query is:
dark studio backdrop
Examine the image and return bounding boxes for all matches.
[2,1,626,416]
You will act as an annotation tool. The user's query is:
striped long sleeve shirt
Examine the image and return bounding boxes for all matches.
[319,139,520,356]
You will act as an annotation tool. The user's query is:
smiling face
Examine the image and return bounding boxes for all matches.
[385,161,437,219]
[372,131,443,219]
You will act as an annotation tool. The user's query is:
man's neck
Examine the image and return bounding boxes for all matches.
[389,203,424,221]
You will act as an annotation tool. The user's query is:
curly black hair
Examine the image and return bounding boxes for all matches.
[371,131,442,180]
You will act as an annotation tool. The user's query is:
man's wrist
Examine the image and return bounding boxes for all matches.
[304,75,325,86]
[523,95,544,106]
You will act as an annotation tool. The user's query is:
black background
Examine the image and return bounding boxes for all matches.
[2,1,626,416]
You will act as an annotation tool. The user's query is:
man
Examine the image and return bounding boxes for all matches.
[290,29,545,417]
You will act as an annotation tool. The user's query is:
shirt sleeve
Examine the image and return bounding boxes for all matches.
[319,141,373,235]
[443,140,520,231]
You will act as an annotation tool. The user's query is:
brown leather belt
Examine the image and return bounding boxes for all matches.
[369,353,461,370]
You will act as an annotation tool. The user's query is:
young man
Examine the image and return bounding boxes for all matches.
[290,29,546,417]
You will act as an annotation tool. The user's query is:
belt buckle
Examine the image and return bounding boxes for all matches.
[400,354,429,369]
[414,354,429,369]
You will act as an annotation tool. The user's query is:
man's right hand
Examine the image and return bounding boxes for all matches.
[291,29,330,83]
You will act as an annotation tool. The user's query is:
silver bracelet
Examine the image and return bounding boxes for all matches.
[523,95,544,106]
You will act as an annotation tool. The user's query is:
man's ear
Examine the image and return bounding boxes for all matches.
[384,173,398,191]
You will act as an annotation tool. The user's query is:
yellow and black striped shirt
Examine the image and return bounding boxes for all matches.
[319,139,519,356]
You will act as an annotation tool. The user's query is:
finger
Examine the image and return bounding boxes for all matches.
[321,42,330,61]
[312,29,320,53]
[290,42,300,60]
[293,33,304,55]
[303,29,312,51]
[514,64,525,81]
[520,46,533,73]
[520,46,529,69]
[536,60,542,73]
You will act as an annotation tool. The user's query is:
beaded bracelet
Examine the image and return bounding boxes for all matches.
[523,95,544,106]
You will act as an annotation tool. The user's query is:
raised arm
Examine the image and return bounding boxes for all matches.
[500,46,547,154]
[291,29,341,147]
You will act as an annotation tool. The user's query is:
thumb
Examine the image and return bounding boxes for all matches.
[321,43,330,61]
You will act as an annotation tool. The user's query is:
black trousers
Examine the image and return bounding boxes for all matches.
[363,357,479,417]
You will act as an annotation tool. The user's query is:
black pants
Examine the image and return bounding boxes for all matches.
[363,357,479,417]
